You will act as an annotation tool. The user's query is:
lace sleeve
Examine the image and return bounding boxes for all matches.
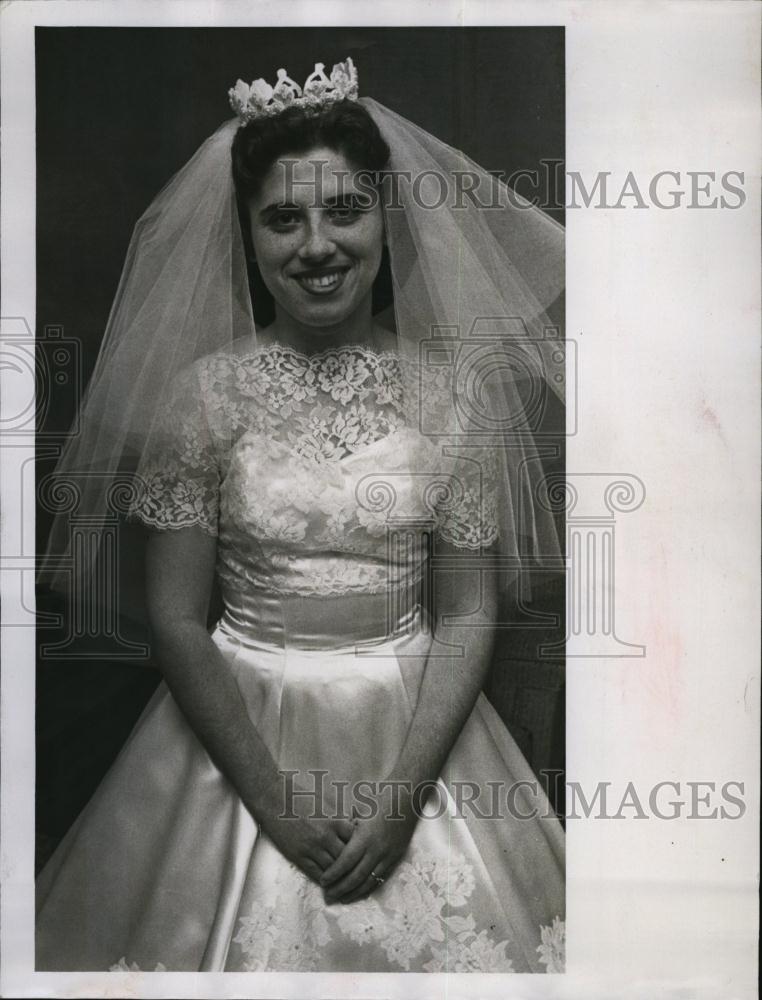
[129,365,220,536]
[435,445,500,550]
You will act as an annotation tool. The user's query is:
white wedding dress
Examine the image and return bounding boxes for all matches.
[36,343,565,973]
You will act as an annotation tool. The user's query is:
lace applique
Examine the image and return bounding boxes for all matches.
[133,473,220,537]
[129,344,501,594]
[109,957,167,972]
[232,874,332,972]
[288,400,405,463]
[537,915,566,973]
[130,364,221,537]
[203,344,407,432]
[435,446,500,550]
[108,866,563,973]
[231,848,518,972]
[217,548,415,598]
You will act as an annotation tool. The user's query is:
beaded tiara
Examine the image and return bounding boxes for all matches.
[228,57,358,125]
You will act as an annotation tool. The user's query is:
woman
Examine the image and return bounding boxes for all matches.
[36,58,566,973]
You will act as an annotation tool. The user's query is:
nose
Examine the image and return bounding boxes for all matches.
[298,216,337,262]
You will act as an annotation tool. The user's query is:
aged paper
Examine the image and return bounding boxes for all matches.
[1,2,759,998]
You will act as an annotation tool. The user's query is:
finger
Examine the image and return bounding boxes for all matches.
[324,854,376,902]
[338,874,381,905]
[320,837,366,888]
[325,828,353,858]
[334,818,355,842]
[311,847,336,871]
[301,857,325,885]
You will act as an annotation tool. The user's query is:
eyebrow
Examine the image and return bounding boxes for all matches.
[258,201,299,220]
[257,194,365,220]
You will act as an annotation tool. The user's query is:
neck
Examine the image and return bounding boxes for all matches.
[265,295,376,355]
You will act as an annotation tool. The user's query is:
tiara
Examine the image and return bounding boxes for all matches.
[228,57,359,125]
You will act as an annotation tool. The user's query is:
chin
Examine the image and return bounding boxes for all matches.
[299,309,355,329]
[286,296,367,330]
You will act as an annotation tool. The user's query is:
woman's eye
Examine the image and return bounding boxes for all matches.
[328,205,361,223]
[268,210,300,229]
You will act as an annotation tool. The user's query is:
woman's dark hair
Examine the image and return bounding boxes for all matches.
[231,98,390,199]
[231,99,393,325]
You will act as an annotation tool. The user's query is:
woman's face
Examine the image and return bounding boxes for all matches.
[247,146,384,330]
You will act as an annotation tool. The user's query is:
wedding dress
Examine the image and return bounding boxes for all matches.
[36,340,565,973]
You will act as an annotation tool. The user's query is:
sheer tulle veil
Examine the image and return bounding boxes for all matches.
[41,81,566,612]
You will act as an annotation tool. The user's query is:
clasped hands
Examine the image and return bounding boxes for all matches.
[265,783,420,905]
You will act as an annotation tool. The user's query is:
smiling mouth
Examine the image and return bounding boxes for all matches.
[292,267,350,295]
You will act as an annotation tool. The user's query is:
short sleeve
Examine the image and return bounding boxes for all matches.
[434,445,500,550]
[128,365,220,536]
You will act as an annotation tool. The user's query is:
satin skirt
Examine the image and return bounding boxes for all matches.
[36,598,565,973]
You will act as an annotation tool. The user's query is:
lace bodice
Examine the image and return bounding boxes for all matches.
[131,343,499,599]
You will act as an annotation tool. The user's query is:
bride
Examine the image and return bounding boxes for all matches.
[36,57,566,973]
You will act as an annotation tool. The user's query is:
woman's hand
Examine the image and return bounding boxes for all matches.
[318,789,419,904]
[146,529,355,888]
[261,810,356,886]
[319,543,499,906]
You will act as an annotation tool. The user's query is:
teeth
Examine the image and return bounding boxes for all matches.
[298,271,344,289]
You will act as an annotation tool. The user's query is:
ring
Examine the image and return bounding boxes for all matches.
[370,870,385,885]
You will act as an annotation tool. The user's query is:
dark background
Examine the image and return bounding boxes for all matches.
[35,27,566,868]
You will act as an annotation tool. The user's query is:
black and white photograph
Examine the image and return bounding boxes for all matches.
[32,25,567,974]
[1,3,759,999]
